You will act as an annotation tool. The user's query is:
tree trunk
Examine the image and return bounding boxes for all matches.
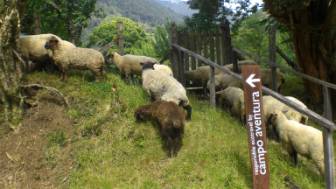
[0,0,23,127]
[33,12,41,34]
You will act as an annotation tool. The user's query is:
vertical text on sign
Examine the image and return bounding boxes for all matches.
[242,64,270,189]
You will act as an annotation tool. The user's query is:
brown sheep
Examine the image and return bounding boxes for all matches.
[134,101,186,157]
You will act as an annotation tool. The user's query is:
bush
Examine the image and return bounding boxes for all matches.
[89,16,156,57]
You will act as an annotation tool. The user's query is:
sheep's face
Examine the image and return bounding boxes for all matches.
[140,61,155,71]
[45,36,59,50]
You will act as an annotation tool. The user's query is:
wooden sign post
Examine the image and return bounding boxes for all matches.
[242,64,270,189]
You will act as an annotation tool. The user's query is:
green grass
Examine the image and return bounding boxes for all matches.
[24,71,326,189]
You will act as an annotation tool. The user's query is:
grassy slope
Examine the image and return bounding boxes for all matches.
[25,71,325,189]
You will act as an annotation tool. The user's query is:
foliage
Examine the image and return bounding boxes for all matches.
[232,11,295,69]
[47,130,66,147]
[22,0,98,44]
[183,0,259,32]
[89,16,156,57]
[153,25,170,61]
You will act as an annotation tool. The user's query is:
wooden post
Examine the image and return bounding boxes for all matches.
[242,64,270,189]
[323,86,334,189]
[190,33,197,70]
[117,21,124,55]
[210,35,215,62]
[169,23,179,78]
[215,33,221,65]
[209,66,216,106]
[220,19,234,66]
[268,25,277,91]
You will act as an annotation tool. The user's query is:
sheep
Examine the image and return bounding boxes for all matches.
[45,36,104,81]
[153,64,173,76]
[207,72,242,91]
[261,68,285,92]
[134,101,185,157]
[17,34,76,71]
[141,62,192,120]
[263,96,308,124]
[216,87,245,122]
[269,110,324,175]
[111,52,163,81]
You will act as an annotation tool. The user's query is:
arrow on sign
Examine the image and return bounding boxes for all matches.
[246,74,260,88]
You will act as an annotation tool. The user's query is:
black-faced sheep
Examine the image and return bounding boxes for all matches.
[269,110,324,175]
[45,36,105,81]
[17,34,76,71]
[134,101,185,157]
[141,62,192,120]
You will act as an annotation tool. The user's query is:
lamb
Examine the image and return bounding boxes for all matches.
[134,101,185,157]
[111,52,172,81]
[269,110,324,175]
[17,34,76,71]
[216,87,245,122]
[45,36,104,81]
[141,62,192,120]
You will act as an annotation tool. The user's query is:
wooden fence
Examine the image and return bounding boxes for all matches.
[170,23,336,189]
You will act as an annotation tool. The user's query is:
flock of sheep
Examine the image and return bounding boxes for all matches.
[17,33,324,175]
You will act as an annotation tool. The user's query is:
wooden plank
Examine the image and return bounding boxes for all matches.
[209,66,216,106]
[268,25,277,91]
[172,43,336,131]
[242,64,269,189]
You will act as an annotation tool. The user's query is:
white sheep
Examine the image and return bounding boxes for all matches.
[269,110,324,175]
[216,87,245,122]
[17,34,76,71]
[207,72,242,91]
[141,62,191,120]
[111,52,165,80]
[45,36,105,81]
[263,96,308,124]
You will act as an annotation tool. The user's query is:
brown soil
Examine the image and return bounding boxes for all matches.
[0,96,75,189]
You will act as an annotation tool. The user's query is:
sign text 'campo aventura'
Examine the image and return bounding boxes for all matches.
[242,64,270,189]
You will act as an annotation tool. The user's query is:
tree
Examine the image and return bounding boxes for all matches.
[89,16,156,57]
[21,0,97,44]
[264,0,336,103]
[0,0,23,127]
[185,0,258,32]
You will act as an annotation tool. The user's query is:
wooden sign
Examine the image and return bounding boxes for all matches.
[242,64,270,189]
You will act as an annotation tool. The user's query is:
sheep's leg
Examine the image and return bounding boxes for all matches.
[183,105,192,120]
[287,144,298,166]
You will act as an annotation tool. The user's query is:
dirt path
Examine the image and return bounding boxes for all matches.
[0,101,74,189]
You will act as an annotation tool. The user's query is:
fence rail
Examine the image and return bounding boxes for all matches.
[171,42,335,189]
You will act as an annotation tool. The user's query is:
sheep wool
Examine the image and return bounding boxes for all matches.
[270,111,324,175]
[111,52,159,79]
[216,87,245,122]
[45,36,104,80]
[142,62,192,119]
[134,101,185,157]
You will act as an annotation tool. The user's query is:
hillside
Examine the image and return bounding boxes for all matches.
[0,70,326,188]
[156,0,197,17]
[97,0,185,26]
